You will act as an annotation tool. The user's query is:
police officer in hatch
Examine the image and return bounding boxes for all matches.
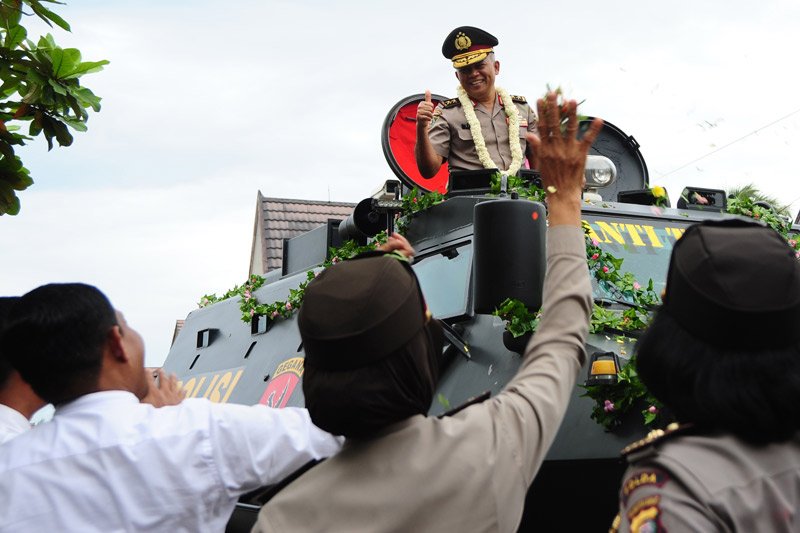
[415,26,539,179]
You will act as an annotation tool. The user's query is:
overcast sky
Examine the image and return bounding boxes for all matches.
[2,0,799,366]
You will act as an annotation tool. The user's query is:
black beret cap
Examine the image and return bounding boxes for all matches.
[662,218,800,349]
[298,253,427,370]
[442,26,498,69]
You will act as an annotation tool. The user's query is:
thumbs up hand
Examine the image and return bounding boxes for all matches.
[416,89,435,130]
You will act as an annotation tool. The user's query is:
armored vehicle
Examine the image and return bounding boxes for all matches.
[162,95,753,531]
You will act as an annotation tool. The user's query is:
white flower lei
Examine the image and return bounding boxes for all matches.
[456,85,523,176]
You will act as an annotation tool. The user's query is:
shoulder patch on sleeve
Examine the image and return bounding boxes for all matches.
[626,495,665,532]
[441,98,461,109]
[621,469,670,505]
[511,94,527,103]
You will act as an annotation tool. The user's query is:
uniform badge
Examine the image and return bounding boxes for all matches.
[455,32,472,51]
[627,495,665,532]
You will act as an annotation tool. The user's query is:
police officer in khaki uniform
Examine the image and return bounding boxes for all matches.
[612,219,800,532]
[415,26,538,178]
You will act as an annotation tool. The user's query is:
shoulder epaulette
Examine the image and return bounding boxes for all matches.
[437,390,491,418]
[621,423,693,459]
[441,98,461,109]
[511,95,527,104]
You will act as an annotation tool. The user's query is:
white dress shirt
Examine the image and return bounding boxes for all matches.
[0,391,341,532]
[0,403,30,445]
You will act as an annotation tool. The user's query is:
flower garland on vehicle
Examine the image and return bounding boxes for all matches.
[198,232,388,323]
[395,187,445,234]
[584,353,665,430]
[584,224,661,331]
[491,221,664,431]
[488,172,547,202]
[492,298,541,338]
[456,85,523,176]
[491,226,661,337]
[393,179,661,345]
[582,193,800,431]
[727,194,800,256]
[488,172,666,430]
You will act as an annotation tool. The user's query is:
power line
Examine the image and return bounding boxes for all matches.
[659,107,800,178]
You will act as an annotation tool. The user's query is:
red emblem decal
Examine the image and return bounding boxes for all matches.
[259,357,304,408]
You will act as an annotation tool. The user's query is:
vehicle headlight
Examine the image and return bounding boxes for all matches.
[585,155,617,189]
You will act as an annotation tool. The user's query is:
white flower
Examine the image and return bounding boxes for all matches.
[456,85,523,176]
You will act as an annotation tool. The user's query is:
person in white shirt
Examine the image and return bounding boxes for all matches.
[0,283,342,532]
[0,296,46,445]
[1,296,189,445]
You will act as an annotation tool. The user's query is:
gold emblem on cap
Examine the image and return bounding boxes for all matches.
[455,32,472,51]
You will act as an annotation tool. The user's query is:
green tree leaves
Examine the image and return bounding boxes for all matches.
[0,0,107,215]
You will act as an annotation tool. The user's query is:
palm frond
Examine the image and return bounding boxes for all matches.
[728,183,789,215]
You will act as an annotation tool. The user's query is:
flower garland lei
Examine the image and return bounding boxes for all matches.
[456,85,523,176]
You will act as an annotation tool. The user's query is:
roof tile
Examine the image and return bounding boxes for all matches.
[255,197,356,274]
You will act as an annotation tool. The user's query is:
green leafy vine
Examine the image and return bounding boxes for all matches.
[395,188,445,234]
[492,298,541,338]
[489,172,547,202]
[482,177,666,430]
[727,194,800,255]
[198,232,388,323]
[583,187,800,431]
[583,352,665,430]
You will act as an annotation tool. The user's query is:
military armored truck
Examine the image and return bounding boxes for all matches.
[162,95,766,531]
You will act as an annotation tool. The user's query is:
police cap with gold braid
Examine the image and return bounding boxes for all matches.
[442,26,498,69]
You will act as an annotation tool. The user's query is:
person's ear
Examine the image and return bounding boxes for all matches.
[494,61,500,75]
[107,325,129,363]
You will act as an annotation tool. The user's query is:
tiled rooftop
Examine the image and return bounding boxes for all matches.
[250,193,355,275]
[171,319,184,346]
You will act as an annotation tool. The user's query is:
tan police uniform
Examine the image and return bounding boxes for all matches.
[612,424,800,532]
[252,225,592,533]
[428,94,538,173]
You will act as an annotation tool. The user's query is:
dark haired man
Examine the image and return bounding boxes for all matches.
[0,297,46,444]
[1,297,183,444]
[0,283,341,531]
[253,94,602,532]
[415,26,539,178]
[613,219,800,532]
